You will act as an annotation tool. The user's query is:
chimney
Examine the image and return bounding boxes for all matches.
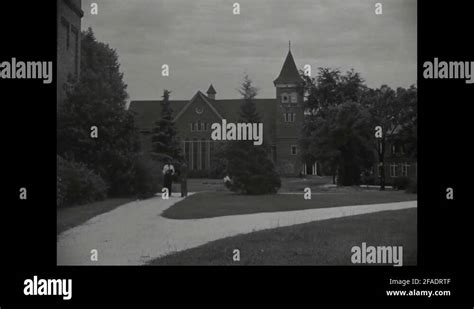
[206,84,216,99]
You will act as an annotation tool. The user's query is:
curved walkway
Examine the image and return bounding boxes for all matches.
[57,194,417,265]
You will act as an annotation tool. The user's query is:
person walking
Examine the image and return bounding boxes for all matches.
[180,162,188,197]
[162,159,175,197]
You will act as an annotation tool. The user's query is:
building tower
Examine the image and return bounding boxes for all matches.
[273,42,305,175]
[206,84,216,99]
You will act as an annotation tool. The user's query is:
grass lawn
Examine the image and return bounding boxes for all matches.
[162,190,417,219]
[185,176,338,193]
[150,208,417,265]
[57,198,134,235]
[280,176,336,192]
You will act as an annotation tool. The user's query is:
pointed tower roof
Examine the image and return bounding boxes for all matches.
[206,84,216,95]
[273,45,304,85]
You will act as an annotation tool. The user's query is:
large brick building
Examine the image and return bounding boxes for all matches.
[130,47,314,176]
[379,139,417,183]
[57,0,83,107]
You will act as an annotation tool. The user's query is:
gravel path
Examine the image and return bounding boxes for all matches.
[57,194,417,265]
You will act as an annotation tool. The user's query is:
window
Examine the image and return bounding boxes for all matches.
[209,140,215,163]
[184,141,190,164]
[71,26,79,77]
[291,145,297,155]
[290,93,297,103]
[401,163,410,177]
[190,123,195,132]
[391,143,406,155]
[201,139,207,170]
[272,145,277,162]
[196,121,201,132]
[390,164,397,177]
[195,107,204,114]
[284,113,296,123]
[192,139,198,170]
[61,17,70,50]
[281,93,289,103]
[201,122,205,131]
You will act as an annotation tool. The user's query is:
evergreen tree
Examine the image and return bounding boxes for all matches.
[57,28,141,195]
[223,76,281,194]
[151,89,182,163]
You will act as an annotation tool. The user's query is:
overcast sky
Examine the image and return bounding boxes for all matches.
[82,0,417,101]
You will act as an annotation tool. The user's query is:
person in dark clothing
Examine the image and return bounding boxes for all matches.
[162,159,175,197]
[180,162,188,197]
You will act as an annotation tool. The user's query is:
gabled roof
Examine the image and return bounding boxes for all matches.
[204,97,277,142]
[129,96,277,138]
[206,84,216,94]
[209,98,276,122]
[273,50,304,85]
[129,99,188,131]
[173,91,224,121]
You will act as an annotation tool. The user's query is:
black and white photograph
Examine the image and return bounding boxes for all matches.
[55,0,418,266]
[5,0,474,305]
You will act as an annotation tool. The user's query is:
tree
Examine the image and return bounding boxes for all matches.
[223,75,281,194]
[300,68,368,183]
[300,68,343,181]
[395,85,418,160]
[308,102,375,186]
[151,89,182,163]
[57,28,141,195]
[363,85,417,190]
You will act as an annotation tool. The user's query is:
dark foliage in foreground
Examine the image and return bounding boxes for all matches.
[57,156,108,208]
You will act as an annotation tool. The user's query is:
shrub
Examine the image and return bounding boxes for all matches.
[188,169,210,179]
[131,155,162,199]
[57,156,108,208]
[405,181,417,194]
[360,173,376,186]
[227,165,281,195]
[209,157,227,179]
[392,176,411,190]
[241,174,281,195]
